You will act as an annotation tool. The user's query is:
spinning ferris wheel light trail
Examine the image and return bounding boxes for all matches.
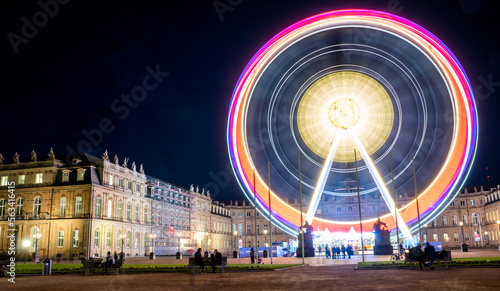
[227,9,478,240]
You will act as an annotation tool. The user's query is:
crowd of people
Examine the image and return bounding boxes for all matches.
[323,244,354,259]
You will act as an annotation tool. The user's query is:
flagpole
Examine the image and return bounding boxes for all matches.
[390,151,400,247]
[298,154,305,265]
[268,161,273,264]
[355,149,365,262]
[253,169,259,261]
[413,158,421,245]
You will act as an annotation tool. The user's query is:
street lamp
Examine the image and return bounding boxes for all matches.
[264,229,268,258]
[33,233,41,263]
[149,233,156,259]
[22,240,30,264]
[423,224,428,243]
[484,231,488,244]
[176,233,182,259]
[459,221,467,252]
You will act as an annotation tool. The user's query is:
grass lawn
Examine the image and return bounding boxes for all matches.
[357,257,500,269]
[15,263,302,274]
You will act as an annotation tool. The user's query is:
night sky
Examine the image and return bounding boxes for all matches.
[2,0,499,201]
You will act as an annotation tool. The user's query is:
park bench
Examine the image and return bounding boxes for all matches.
[187,257,228,273]
[81,258,124,275]
[405,250,452,269]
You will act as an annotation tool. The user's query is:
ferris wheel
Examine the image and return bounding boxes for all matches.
[227,9,478,238]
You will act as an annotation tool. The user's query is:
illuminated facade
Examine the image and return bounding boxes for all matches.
[0,149,152,260]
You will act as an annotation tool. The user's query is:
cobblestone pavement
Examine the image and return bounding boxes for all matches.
[2,248,499,290]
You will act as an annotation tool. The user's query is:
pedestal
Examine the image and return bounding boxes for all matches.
[373,231,393,255]
[149,252,156,259]
[233,251,238,258]
[297,222,315,257]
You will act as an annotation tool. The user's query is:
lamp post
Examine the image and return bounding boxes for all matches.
[176,233,182,259]
[497,221,500,251]
[233,231,238,258]
[119,234,125,258]
[460,221,467,252]
[264,229,268,258]
[484,231,488,245]
[205,232,209,258]
[149,233,156,259]
[33,233,41,263]
[23,240,29,264]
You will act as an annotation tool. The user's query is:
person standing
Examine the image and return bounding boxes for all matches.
[424,242,436,270]
[341,245,346,259]
[195,248,206,273]
[250,248,255,264]
[346,244,352,259]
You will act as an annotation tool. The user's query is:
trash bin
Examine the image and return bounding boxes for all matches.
[149,252,156,260]
[461,243,468,252]
[42,259,52,276]
[233,251,238,258]
[263,250,268,258]
[176,252,182,259]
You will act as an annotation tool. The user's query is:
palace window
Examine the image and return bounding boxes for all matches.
[58,231,64,247]
[16,198,23,215]
[452,215,457,226]
[33,197,41,216]
[126,233,130,248]
[246,224,251,234]
[127,204,131,221]
[106,231,111,247]
[246,212,251,217]
[443,233,449,243]
[62,171,69,182]
[460,200,465,206]
[348,206,353,212]
[464,232,470,242]
[128,181,132,190]
[94,230,99,247]
[118,202,122,220]
[454,232,459,242]
[441,215,447,226]
[77,169,85,181]
[60,197,67,217]
[96,197,101,217]
[450,201,455,207]
[238,212,242,217]
[470,200,475,206]
[35,173,43,184]
[1,176,8,186]
[109,175,114,186]
[336,207,341,213]
[18,175,25,185]
[73,230,79,247]
[433,234,438,242]
[0,199,5,217]
[107,199,113,219]
[75,197,82,217]
[135,205,139,222]
[472,213,478,225]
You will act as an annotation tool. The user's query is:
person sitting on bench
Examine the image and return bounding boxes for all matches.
[101,251,115,275]
[210,249,222,273]
[195,248,206,273]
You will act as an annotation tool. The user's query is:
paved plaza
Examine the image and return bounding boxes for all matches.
[2,248,500,290]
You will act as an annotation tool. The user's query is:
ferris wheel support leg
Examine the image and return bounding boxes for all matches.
[351,131,414,245]
[305,130,340,224]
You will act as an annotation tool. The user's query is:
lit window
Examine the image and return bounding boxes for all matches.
[454,232,459,242]
[62,171,69,182]
[16,198,23,215]
[96,197,101,217]
[1,176,7,186]
[117,232,121,247]
[73,230,79,247]
[35,173,43,184]
[58,231,64,247]
[106,231,111,247]
[75,197,82,216]
[109,175,114,186]
[470,200,475,206]
[18,175,25,185]
[433,233,438,242]
[33,197,41,216]
[94,230,99,247]
[127,204,131,221]
[316,209,321,214]
[134,233,139,248]
[472,213,478,225]
[464,232,470,242]
[443,233,449,243]
[118,202,122,220]
[107,199,113,219]
[126,233,130,248]
[60,197,67,217]
[0,199,5,217]
[144,208,148,223]
[77,169,85,181]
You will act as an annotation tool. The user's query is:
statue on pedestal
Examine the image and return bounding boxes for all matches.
[373,217,393,255]
[31,150,37,162]
[296,221,315,257]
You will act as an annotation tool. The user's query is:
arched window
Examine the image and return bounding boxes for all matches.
[134,233,139,248]
[127,203,131,221]
[144,207,148,223]
[16,198,23,216]
[135,205,139,222]
[107,199,113,219]
[73,230,79,247]
[0,199,6,217]
[126,232,130,248]
[31,226,40,247]
[33,197,41,216]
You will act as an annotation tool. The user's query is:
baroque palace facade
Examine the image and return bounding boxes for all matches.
[2,149,500,261]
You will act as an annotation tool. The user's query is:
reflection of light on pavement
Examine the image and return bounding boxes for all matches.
[351,130,412,243]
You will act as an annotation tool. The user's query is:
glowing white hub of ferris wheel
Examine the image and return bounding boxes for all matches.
[302,72,412,240]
